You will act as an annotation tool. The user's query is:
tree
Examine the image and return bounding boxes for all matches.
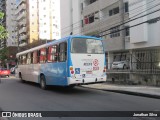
[0,12,8,39]
[0,11,8,67]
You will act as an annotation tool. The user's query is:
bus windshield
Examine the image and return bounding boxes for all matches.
[71,38,104,54]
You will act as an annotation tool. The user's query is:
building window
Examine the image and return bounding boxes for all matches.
[83,12,97,25]
[125,27,130,36]
[81,3,83,11]
[90,0,97,4]
[110,26,120,38]
[109,7,119,16]
[114,7,119,14]
[89,14,94,23]
[81,20,84,27]
[109,10,113,16]
[124,2,129,13]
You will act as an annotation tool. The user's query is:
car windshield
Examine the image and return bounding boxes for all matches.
[71,38,104,54]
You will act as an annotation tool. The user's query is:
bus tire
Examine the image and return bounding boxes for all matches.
[40,75,47,90]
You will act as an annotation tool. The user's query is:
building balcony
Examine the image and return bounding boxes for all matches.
[19,27,27,34]
[19,35,27,41]
[15,3,26,15]
[16,0,26,7]
[17,11,26,20]
[19,42,27,47]
[19,19,26,26]
[82,1,99,16]
[82,14,122,35]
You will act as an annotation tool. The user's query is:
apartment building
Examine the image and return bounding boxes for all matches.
[15,0,28,46]
[81,0,160,85]
[81,0,129,77]
[15,0,60,47]
[39,0,60,40]
[60,0,81,37]
[6,0,17,47]
[126,0,160,85]
[0,0,7,48]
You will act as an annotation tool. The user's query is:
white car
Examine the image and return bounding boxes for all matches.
[112,60,129,69]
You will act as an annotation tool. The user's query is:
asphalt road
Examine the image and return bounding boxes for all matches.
[0,77,160,120]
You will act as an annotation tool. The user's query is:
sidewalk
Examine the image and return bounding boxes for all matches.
[82,83,160,99]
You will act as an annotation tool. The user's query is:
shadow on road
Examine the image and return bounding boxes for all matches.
[18,80,94,95]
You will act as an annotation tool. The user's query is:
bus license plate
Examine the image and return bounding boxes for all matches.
[86,71,92,74]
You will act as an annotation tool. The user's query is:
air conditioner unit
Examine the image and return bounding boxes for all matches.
[125,36,130,42]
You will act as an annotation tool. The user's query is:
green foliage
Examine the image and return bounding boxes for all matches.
[0,48,8,65]
[0,11,9,66]
[0,11,8,39]
[0,12,4,19]
[0,26,8,39]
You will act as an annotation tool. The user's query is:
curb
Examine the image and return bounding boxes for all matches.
[81,86,160,99]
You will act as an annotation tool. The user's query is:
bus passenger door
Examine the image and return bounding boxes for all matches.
[57,42,68,85]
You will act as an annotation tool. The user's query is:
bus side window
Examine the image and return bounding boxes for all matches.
[18,56,21,65]
[40,48,46,63]
[37,50,40,63]
[46,48,48,63]
[48,45,58,62]
[59,42,67,62]
[33,51,37,64]
[22,54,27,65]
[31,52,33,64]
[27,53,31,64]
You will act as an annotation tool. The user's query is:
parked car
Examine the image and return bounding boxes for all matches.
[0,68,10,77]
[111,60,129,69]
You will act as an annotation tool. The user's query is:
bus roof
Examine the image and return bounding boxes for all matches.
[16,35,102,57]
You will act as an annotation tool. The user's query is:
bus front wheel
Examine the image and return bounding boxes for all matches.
[40,75,47,90]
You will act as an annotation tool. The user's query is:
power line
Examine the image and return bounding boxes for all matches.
[61,0,155,31]
[68,1,160,36]
[100,16,160,37]
[61,0,157,33]
[79,3,160,36]
[97,8,160,36]
[63,0,160,35]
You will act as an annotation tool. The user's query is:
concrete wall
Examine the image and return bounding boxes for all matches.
[60,0,81,37]
[126,0,160,49]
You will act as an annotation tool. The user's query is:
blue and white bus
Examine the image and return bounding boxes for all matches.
[16,35,106,89]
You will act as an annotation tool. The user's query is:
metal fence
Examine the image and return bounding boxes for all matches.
[131,49,160,74]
